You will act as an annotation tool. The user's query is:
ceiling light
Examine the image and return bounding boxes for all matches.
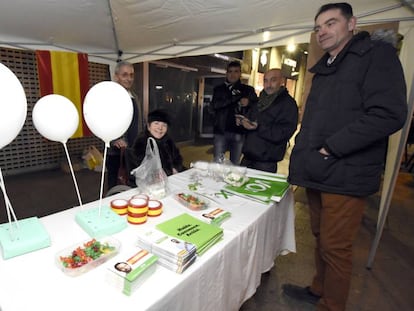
[262,31,270,42]
[287,43,296,53]
[213,53,230,61]
[211,67,226,74]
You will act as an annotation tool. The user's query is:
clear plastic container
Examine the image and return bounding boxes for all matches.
[55,237,121,277]
[223,166,249,187]
[175,191,210,211]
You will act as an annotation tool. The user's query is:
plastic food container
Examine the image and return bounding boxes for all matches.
[110,199,129,215]
[130,193,150,201]
[147,200,163,217]
[175,192,210,211]
[55,237,121,277]
[223,167,248,187]
[128,198,148,224]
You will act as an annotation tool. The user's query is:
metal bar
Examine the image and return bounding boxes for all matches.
[367,74,414,269]
[106,0,121,60]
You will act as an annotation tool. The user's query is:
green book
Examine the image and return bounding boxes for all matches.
[106,247,158,296]
[156,213,223,255]
[223,175,290,203]
[197,234,223,256]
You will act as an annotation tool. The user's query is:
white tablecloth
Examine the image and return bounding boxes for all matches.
[0,169,296,311]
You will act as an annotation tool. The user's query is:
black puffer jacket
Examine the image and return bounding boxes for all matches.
[288,31,407,196]
[242,87,298,163]
[211,80,258,134]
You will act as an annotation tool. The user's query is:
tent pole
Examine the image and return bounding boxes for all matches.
[106,0,121,60]
[366,156,402,269]
[367,75,414,269]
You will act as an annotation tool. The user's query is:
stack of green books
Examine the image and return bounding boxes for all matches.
[156,213,223,256]
[223,173,290,203]
[137,229,197,274]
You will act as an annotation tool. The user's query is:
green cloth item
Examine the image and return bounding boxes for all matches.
[223,174,290,203]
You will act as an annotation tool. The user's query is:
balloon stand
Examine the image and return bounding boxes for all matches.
[0,217,51,260]
[75,207,127,238]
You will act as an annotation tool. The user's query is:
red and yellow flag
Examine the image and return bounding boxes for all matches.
[36,50,91,137]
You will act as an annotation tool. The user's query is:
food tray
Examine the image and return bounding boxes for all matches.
[55,237,121,277]
[175,192,210,211]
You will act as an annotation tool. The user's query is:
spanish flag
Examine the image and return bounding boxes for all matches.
[36,50,91,137]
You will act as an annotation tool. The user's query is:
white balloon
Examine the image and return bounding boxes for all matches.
[0,63,27,149]
[32,94,79,143]
[83,81,133,143]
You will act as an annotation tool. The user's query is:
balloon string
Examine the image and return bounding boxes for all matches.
[98,143,108,217]
[62,143,83,208]
[0,167,19,241]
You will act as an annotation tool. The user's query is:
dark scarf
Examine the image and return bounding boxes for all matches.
[257,86,285,112]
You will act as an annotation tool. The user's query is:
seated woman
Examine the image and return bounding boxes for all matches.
[127,109,184,186]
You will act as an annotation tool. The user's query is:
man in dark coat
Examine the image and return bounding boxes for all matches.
[240,68,298,173]
[210,61,258,164]
[284,3,407,311]
[106,61,144,189]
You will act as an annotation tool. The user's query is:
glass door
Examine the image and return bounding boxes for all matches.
[198,76,224,138]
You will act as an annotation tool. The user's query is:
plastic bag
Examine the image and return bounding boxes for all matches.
[82,145,104,171]
[130,137,169,199]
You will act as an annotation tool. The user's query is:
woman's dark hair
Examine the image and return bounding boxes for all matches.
[147,109,170,125]
[315,2,353,21]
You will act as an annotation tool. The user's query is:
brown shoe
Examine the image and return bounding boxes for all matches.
[282,284,321,305]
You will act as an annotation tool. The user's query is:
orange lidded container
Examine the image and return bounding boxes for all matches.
[127,198,148,224]
[147,200,163,217]
[110,199,128,215]
[130,193,150,201]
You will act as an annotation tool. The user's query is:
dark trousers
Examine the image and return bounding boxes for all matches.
[106,153,121,190]
[306,188,366,311]
[213,132,244,165]
[240,157,277,173]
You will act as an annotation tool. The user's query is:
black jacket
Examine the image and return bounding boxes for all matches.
[127,131,184,185]
[288,32,407,196]
[242,87,298,163]
[210,80,258,134]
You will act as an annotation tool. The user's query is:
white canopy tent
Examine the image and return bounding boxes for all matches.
[0,0,412,64]
[0,0,413,268]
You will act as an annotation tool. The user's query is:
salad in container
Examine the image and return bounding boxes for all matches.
[175,192,210,211]
[56,237,120,277]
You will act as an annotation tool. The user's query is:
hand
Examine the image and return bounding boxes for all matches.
[113,139,127,149]
[235,114,244,126]
[236,115,257,130]
[319,147,330,156]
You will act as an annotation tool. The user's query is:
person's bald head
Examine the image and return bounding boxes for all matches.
[264,69,284,95]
